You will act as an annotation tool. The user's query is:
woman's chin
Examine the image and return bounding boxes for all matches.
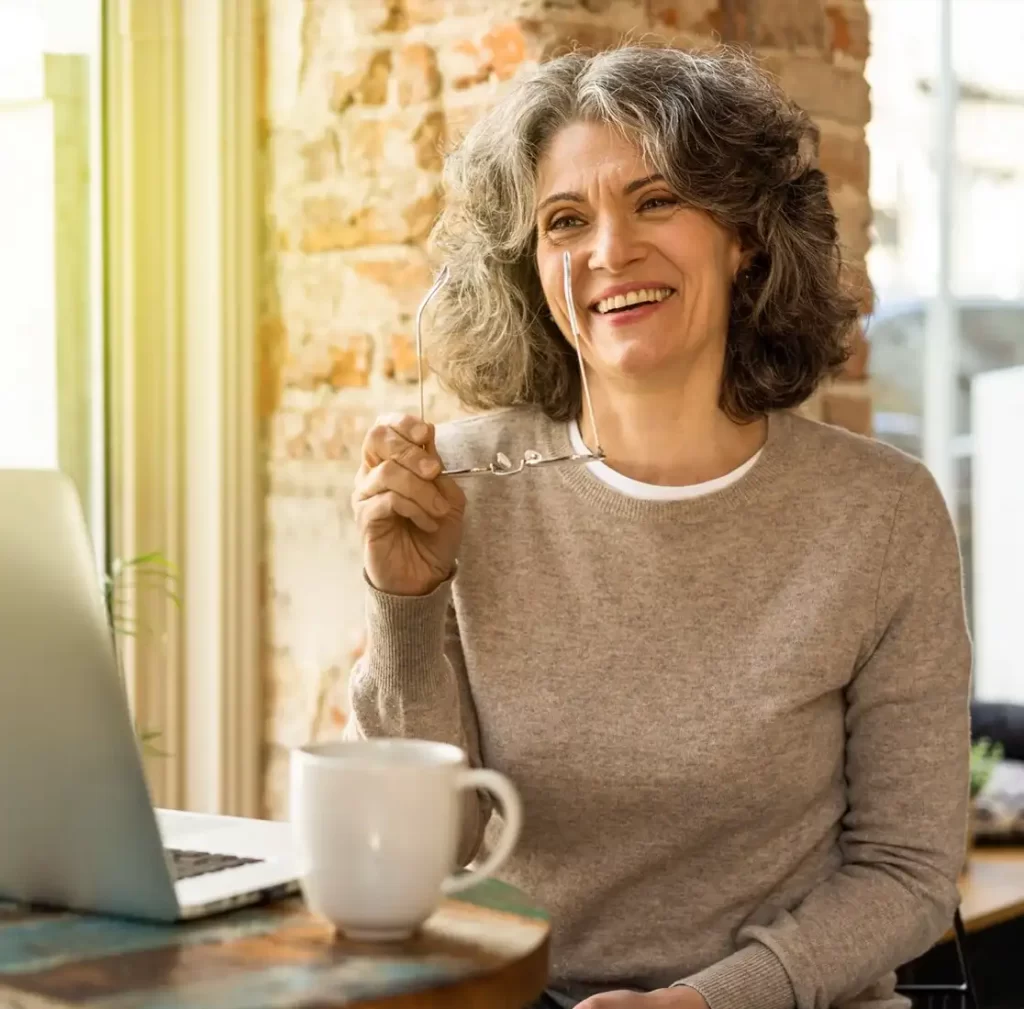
[592,344,684,383]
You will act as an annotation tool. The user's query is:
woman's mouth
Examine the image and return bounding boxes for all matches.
[590,287,676,326]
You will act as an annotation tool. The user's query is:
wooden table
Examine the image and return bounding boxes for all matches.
[957,846,1024,934]
[0,879,549,1008]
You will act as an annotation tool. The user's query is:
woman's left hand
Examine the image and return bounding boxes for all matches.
[576,988,710,1009]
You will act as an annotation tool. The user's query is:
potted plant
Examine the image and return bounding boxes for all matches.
[965,737,1005,868]
[101,551,180,757]
[971,737,1005,801]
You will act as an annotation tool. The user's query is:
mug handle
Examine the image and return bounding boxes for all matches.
[442,768,523,895]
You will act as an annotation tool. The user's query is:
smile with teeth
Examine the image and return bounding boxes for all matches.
[593,288,675,314]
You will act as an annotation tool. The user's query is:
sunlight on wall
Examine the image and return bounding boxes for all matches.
[0,0,58,469]
[0,1,44,100]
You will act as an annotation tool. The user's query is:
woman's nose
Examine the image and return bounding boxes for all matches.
[587,214,644,274]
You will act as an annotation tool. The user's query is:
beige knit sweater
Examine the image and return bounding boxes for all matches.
[346,407,972,1009]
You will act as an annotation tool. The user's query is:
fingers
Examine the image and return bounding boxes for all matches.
[355,458,451,519]
[355,414,455,534]
[354,413,466,531]
[355,489,441,534]
[363,414,441,480]
[423,423,466,509]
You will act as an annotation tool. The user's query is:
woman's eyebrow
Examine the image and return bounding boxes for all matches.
[536,174,666,213]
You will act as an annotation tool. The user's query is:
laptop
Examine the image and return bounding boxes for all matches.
[0,469,300,921]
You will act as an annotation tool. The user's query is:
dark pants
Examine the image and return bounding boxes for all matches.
[528,993,579,1009]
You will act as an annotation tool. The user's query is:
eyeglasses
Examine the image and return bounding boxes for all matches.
[415,251,605,478]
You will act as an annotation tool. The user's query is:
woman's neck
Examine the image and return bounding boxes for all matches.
[578,382,767,487]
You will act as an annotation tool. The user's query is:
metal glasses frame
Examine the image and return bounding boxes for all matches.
[414,251,605,478]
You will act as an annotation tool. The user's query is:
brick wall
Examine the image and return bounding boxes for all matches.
[259,0,873,817]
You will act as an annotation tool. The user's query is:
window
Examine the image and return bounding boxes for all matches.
[867,0,1024,703]
[0,0,106,561]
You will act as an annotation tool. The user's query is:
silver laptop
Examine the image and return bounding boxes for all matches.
[0,469,299,921]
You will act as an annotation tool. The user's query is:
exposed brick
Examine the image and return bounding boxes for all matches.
[271,402,382,463]
[843,259,874,316]
[445,86,518,141]
[825,4,870,63]
[308,404,378,462]
[298,196,370,252]
[262,744,289,819]
[349,249,433,298]
[403,0,444,26]
[331,0,406,35]
[336,108,445,176]
[648,0,719,34]
[439,39,491,90]
[482,22,530,81]
[296,180,442,253]
[264,653,318,749]
[439,20,540,89]
[843,326,870,381]
[401,188,443,241]
[383,332,421,383]
[705,2,748,43]
[412,110,446,171]
[283,333,374,390]
[818,125,869,193]
[538,21,632,59]
[339,117,386,174]
[793,388,826,424]
[329,49,392,112]
[830,185,872,262]
[269,407,312,462]
[299,128,340,182]
[747,0,827,51]
[395,42,442,105]
[822,382,873,436]
[772,58,871,127]
[299,0,326,80]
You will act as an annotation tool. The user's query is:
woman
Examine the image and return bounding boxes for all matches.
[347,45,971,1009]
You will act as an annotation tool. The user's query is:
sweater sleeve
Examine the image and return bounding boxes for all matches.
[343,573,491,865]
[672,463,972,1009]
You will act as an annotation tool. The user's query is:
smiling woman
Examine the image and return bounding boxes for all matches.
[427,45,857,431]
[346,42,972,1009]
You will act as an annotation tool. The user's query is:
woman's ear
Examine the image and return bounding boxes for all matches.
[732,243,755,280]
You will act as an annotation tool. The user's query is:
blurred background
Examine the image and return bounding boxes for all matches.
[0,0,1021,820]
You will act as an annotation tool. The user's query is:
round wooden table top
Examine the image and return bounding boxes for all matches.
[0,880,550,1009]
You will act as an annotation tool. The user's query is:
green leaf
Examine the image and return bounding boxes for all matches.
[109,552,182,758]
[970,737,1005,798]
[137,728,171,759]
[120,552,179,574]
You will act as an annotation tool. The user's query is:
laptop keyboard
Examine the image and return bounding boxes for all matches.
[167,848,263,881]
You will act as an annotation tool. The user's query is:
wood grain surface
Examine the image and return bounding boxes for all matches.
[0,878,549,1008]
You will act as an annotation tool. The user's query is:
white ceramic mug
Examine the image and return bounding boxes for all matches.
[290,738,523,941]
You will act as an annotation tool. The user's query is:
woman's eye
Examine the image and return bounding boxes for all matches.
[640,196,678,211]
[548,214,583,232]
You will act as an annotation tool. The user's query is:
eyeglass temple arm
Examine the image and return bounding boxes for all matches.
[562,251,603,455]
[415,266,450,424]
[414,256,602,471]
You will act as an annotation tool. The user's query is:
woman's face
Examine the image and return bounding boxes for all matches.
[534,120,744,387]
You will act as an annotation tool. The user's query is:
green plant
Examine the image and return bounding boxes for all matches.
[102,551,180,757]
[970,737,1004,799]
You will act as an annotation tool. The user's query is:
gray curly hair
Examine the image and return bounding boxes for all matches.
[427,43,859,422]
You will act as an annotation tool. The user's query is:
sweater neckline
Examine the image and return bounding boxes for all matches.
[535,409,794,523]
